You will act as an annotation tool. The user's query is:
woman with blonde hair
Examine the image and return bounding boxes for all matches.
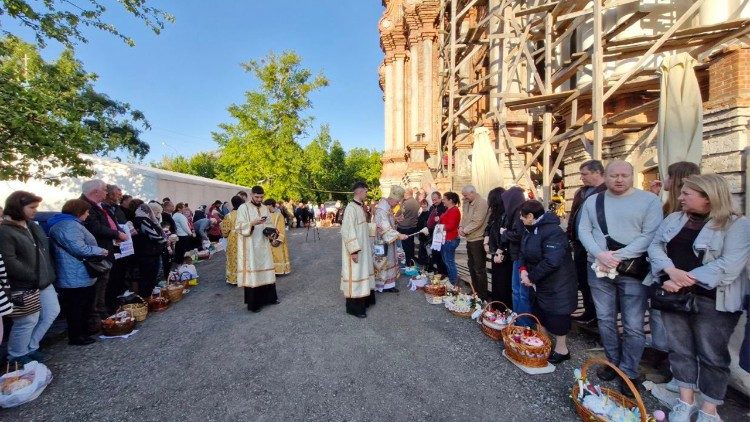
[648,174,750,422]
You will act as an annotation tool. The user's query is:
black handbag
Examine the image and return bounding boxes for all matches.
[649,248,704,314]
[52,236,112,277]
[595,193,651,280]
[649,286,699,314]
[82,256,112,277]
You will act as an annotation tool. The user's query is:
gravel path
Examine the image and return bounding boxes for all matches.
[2,227,745,421]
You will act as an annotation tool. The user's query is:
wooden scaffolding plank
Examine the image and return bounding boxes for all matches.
[602,0,705,103]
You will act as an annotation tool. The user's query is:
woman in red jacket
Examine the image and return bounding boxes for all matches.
[437,192,461,285]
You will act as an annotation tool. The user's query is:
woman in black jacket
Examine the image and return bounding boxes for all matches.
[0,191,60,365]
[133,204,167,297]
[484,187,513,305]
[518,200,578,364]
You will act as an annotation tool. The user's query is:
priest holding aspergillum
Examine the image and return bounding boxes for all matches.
[235,185,278,312]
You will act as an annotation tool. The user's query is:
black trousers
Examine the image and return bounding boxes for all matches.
[490,258,514,306]
[345,290,376,315]
[105,256,131,314]
[161,248,172,282]
[572,241,595,316]
[431,247,447,276]
[417,234,430,265]
[398,227,418,265]
[466,240,489,300]
[174,235,195,264]
[137,255,161,297]
[60,286,96,341]
[244,284,278,312]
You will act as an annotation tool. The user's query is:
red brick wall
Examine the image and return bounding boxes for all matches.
[704,46,750,110]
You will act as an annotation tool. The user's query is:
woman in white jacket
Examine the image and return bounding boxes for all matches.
[648,174,750,422]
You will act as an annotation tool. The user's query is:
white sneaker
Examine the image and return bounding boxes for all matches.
[696,410,722,422]
[669,399,698,422]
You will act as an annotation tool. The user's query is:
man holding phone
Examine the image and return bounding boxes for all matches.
[235,186,278,312]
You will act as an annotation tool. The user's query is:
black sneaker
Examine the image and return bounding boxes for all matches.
[619,378,640,399]
[547,351,571,365]
[597,365,618,381]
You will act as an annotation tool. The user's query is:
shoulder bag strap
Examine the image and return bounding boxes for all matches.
[595,192,610,239]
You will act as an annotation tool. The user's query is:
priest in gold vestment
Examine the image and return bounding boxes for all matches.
[374,186,408,293]
[340,182,376,318]
[236,186,278,312]
[263,198,291,275]
[219,195,245,285]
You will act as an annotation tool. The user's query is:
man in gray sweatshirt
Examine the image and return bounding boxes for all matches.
[577,160,663,394]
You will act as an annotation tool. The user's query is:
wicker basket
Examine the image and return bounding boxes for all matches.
[501,313,552,368]
[162,283,185,303]
[444,296,476,318]
[147,295,170,312]
[479,301,510,341]
[449,308,474,318]
[101,310,136,336]
[118,295,148,322]
[571,358,648,422]
[424,284,447,296]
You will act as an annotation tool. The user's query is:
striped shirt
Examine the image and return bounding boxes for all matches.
[0,253,12,316]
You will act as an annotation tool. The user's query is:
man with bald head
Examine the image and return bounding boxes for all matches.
[578,160,662,394]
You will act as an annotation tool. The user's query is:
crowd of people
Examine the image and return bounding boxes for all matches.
[0,180,294,366]
[338,160,749,422]
[1,159,748,421]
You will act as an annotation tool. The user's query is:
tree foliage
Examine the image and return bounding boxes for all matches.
[301,125,383,202]
[154,152,221,179]
[0,0,174,48]
[164,51,382,202]
[0,36,150,183]
[213,51,328,200]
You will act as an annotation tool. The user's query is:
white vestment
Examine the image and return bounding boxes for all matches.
[340,202,375,298]
[235,202,276,288]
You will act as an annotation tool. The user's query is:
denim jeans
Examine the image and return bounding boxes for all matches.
[8,285,61,358]
[441,238,460,284]
[648,308,669,353]
[511,260,532,326]
[663,295,741,405]
[588,267,647,378]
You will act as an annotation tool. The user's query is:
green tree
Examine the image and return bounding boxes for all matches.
[0,36,150,183]
[346,148,383,199]
[302,124,332,202]
[155,151,221,179]
[214,51,328,200]
[323,140,349,200]
[0,0,174,48]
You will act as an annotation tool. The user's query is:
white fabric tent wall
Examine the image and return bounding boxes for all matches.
[0,155,251,211]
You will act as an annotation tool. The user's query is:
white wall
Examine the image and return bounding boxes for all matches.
[0,155,251,211]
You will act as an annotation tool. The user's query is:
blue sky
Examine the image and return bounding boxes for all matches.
[11,1,386,163]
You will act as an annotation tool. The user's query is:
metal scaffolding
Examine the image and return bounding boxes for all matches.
[437,0,750,203]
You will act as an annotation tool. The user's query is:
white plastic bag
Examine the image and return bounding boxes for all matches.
[0,361,53,408]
